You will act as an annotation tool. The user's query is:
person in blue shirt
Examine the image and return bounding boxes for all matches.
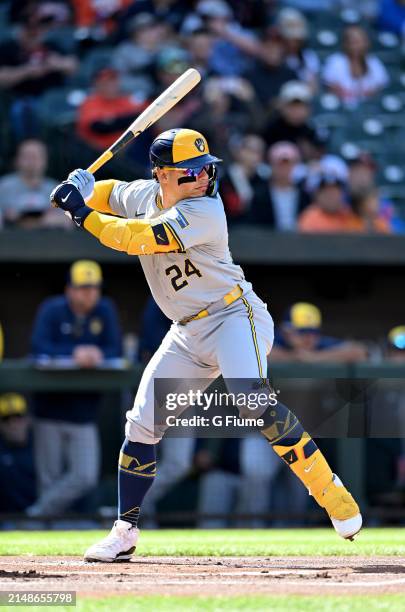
[270,302,367,363]
[26,260,122,517]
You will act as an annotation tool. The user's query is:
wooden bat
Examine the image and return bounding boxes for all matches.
[87,68,201,175]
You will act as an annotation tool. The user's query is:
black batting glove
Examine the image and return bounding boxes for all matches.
[50,182,92,227]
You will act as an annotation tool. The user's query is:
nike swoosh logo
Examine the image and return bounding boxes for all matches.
[157,234,164,241]
[61,191,72,203]
[135,212,145,217]
[304,459,317,473]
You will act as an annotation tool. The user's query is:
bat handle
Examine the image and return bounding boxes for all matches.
[87,150,114,175]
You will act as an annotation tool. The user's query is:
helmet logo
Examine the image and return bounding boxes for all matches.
[194,138,206,152]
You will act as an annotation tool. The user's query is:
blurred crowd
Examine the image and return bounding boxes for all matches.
[1,259,404,524]
[0,0,405,232]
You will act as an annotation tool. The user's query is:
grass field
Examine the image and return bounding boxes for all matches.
[0,528,404,611]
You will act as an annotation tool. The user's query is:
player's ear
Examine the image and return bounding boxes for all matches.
[156,168,169,184]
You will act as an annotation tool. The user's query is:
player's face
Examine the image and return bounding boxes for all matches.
[157,166,210,199]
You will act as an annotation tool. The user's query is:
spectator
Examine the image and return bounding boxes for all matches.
[348,187,391,233]
[185,28,216,80]
[271,302,367,363]
[323,25,389,108]
[0,6,77,140]
[153,48,203,134]
[377,0,405,38]
[347,152,405,233]
[26,260,123,517]
[112,13,171,98]
[188,77,259,164]
[245,31,297,108]
[71,0,133,45]
[302,154,349,196]
[248,141,309,229]
[182,0,258,77]
[0,393,37,513]
[122,0,190,33]
[277,8,320,92]
[76,67,148,152]
[0,139,70,229]
[220,133,268,222]
[298,172,353,233]
[263,81,325,161]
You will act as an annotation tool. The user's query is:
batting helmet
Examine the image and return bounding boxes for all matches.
[150,128,221,169]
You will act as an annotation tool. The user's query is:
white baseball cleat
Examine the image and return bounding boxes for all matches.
[84,520,139,562]
[321,474,362,541]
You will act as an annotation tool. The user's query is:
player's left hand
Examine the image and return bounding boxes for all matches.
[50,182,85,212]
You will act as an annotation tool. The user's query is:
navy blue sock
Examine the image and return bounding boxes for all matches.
[118,439,156,527]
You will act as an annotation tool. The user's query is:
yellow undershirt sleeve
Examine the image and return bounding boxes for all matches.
[86,180,121,215]
[83,210,180,255]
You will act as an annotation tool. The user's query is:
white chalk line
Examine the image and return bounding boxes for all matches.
[1,577,405,589]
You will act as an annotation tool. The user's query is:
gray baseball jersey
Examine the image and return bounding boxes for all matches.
[108,179,252,321]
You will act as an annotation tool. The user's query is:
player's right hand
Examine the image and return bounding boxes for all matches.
[67,168,95,202]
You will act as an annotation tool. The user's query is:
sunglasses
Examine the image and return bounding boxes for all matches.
[163,165,211,177]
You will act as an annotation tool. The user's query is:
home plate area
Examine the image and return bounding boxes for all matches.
[0,556,405,597]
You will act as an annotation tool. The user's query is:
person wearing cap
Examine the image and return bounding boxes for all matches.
[26,260,122,517]
[298,171,354,233]
[277,8,320,92]
[181,0,259,77]
[248,140,309,229]
[263,80,326,161]
[0,393,37,513]
[271,303,367,363]
[112,13,170,96]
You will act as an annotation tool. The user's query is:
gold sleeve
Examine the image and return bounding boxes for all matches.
[86,180,121,215]
[83,210,181,255]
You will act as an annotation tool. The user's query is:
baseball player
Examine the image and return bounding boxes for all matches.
[50,128,362,562]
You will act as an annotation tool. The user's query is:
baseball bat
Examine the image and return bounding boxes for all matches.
[86,68,201,175]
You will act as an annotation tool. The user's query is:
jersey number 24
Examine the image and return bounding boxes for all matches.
[165,259,202,292]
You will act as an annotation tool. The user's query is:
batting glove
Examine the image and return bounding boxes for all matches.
[67,168,95,202]
[50,182,92,227]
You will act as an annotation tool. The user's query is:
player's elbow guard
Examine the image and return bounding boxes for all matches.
[84,212,178,255]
